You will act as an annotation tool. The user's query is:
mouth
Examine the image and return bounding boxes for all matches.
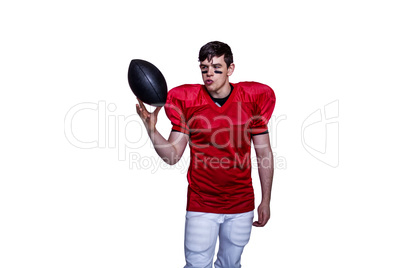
[205,79,213,85]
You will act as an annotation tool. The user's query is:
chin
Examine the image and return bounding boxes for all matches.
[204,84,213,91]
[206,87,217,94]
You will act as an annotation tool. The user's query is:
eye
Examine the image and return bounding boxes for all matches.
[200,65,208,73]
[213,65,222,74]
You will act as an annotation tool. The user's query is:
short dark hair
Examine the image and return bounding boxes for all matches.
[198,41,233,68]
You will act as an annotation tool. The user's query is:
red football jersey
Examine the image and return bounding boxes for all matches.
[165,82,275,214]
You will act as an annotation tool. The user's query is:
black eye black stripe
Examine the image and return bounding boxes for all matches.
[201,71,223,74]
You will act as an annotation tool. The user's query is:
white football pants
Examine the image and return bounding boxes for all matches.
[184,211,254,268]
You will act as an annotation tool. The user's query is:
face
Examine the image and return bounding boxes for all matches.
[199,55,234,96]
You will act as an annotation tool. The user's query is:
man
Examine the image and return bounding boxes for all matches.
[136,41,275,268]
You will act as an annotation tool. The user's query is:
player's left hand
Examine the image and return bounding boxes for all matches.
[253,202,270,227]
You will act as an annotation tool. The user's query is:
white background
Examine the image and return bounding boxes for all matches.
[1,0,401,267]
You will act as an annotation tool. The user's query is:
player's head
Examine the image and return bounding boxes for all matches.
[198,41,233,68]
[198,41,235,96]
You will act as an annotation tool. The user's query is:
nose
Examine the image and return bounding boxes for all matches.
[207,67,214,77]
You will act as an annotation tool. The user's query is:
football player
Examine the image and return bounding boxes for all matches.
[136,41,276,268]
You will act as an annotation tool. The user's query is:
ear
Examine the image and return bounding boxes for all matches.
[227,63,235,76]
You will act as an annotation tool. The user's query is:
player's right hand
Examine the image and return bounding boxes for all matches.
[136,98,162,134]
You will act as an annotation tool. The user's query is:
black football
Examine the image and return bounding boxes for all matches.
[128,59,168,107]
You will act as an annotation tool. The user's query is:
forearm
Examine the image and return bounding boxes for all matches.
[136,101,187,165]
[147,128,188,165]
[257,150,274,204]
[253,134,274,227]
[147,129,178,165]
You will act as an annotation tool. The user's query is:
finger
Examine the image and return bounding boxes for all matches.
[136,104,149,122]
[137,98,146,109]
[136,103,143,115]
[138,99,152,117]
[253,221,263,227]
[252,215,262,227]
[136,104,145,118]
[153,106,162,116]
[259,212,269,227]
[137,98,147,111]
[252,209,265,227]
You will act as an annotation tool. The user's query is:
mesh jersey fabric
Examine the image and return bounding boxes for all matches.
[165,82,275,213]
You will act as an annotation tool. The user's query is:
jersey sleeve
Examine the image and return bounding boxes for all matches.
[250,84,276,135]
[164,87,190,135]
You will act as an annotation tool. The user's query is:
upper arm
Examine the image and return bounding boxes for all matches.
[252,133,272,158]
[168,130,189,161]
[252,133,274,173]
